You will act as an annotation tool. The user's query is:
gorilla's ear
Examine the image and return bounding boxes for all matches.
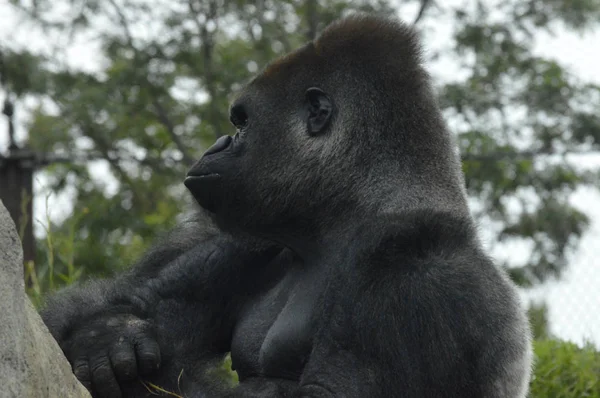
[305,87,333,136]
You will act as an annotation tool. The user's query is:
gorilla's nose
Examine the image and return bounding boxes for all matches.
[204,135,232,156]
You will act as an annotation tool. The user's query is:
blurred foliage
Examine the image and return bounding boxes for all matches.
[530,339,600,397]
[0,0,599,301]
[527,302,553,341]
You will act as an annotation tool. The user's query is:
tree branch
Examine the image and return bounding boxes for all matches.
[36,147,600,167]
[274,3,292,53]
[38,150,177,172]
[413,0,432,25]
[188,0,222,140]
[107,0,195,163]
[107,0,134,45]
[81,123,145,206]
[151,99,194,164]
[460,148,600,162]
[306,0,318,41]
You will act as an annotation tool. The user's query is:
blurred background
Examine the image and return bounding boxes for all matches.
[1,0,599,394]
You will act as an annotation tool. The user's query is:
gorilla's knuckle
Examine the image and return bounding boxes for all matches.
[137,348,161,374]
[105,317,123,328]
[140,350,161,365]
[105,313,147,330]
[113,362,137,379]
[73,363,89,379]
[90,360,111,375]
[114,360,136,374]
[112,347,135,362]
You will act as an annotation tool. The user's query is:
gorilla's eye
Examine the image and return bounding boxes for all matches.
[229,104,248,130]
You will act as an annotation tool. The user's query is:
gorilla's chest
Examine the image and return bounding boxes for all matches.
[230,265,324,381]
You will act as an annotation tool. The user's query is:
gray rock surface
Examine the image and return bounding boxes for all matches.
[0,200,90,398]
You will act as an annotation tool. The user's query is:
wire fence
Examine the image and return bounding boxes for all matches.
[524,210,600,348]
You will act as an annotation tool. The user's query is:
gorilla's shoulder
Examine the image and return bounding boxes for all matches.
[359,210,486,271]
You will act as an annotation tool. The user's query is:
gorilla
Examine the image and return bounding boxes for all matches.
[41,14,533,398]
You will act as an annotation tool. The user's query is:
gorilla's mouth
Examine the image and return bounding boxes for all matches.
[184,174,224,213]
[184,174,221,190]
[185,173,220,179]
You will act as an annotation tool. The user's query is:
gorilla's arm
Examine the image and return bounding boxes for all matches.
[41,210,283,398]
[40,211,220,343]
[295,216,530,398]
[296,265,471,398]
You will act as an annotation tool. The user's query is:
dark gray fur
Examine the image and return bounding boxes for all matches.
[41,14,532,398]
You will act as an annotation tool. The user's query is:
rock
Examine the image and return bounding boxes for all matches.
[0,200,90,398]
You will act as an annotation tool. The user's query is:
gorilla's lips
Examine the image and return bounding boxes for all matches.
[185,134,234,212]
[184,174,223,213]
[184,173,221,187]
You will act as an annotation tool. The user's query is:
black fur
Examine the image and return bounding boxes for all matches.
[42,14,532,398]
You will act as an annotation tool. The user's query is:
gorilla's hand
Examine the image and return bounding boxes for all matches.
[64,312,160,398]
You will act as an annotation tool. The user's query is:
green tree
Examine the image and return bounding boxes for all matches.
[1,0,599,310]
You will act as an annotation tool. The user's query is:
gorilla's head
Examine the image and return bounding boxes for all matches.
[185,14,468,243]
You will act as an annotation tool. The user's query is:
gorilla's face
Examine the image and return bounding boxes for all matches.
[184,15,470,241]
[184,61,348,235]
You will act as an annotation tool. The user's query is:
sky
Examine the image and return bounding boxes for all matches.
[0,1,599,346]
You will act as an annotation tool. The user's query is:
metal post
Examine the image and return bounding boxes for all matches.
[0,97,36,287]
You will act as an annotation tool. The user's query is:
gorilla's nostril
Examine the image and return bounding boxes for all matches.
[204,135,233,156]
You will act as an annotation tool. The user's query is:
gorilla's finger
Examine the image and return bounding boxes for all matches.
[110,341,138,381]
[90,354,122,398]
[72,357,92,391]
[135,337,161,375]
